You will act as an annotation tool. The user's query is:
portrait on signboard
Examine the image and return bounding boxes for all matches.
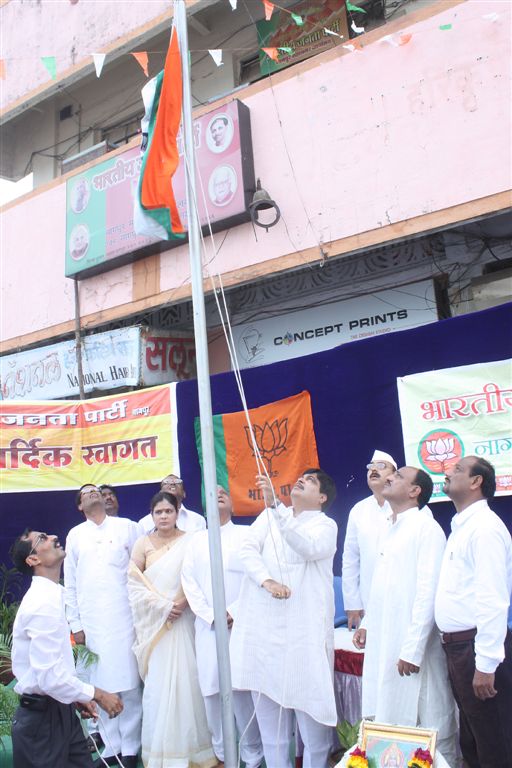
[70,177,91,213]
[361,722,437,767]
[208,165,238,207]
[206,113,234,153]
[69,224,90,261]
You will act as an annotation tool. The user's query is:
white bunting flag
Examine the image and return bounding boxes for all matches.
[351,20,365,34]
[208,49,223,67]
[324,27,343,38]
[482,12,499,22]
[92,53,106,78]
[228,0,237,9]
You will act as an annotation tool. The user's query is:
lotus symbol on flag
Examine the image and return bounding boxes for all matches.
[244,418,288,476]
[425,437,456,463]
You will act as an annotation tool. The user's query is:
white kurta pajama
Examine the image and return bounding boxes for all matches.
[181,520,264,768]
[230,504,338,768]
[64,515,142,758]
[361,507,457,766]
[342,495,392,612]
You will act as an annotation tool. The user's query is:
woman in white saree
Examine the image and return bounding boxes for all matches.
[128,491,217,768]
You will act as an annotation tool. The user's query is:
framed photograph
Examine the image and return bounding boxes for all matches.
[361,722,437,767]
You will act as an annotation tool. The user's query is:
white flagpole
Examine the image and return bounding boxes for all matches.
[173,2,238,767]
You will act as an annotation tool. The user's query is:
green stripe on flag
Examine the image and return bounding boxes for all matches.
[194,414,229,510]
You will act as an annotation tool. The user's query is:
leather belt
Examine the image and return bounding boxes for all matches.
[19,693,50,711]
[441,628,477,644]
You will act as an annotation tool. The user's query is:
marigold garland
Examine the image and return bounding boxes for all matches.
[408,747,433,768]
[346,746,369,768]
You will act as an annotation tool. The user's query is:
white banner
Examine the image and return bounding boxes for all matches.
[0,327,140,401]
[233,280,437,369]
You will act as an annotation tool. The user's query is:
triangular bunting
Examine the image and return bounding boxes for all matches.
[228,0,237,8]
[132,51,149,77]
[291,13,304,26]
[262,47,279,62]
[398,33,412,45]
[41,56,57,80]
[346,1,366,12]
[262,0,274,21]
[439,23,452,30]
[324,27,344,38]
[0,59,5,80]
[208,49,223,67]
[92,53,106,78]
[351,20,365,34]
[343,40,363,52]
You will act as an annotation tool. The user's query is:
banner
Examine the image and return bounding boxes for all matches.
[0,384,179,493]
[195,390,319,515]
[397,359,512,501]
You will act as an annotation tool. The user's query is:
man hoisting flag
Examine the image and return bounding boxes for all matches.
[134,25,186,241]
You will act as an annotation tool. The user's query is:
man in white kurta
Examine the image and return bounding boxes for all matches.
[181,486,263,768]
[64,484,142,767]
[138,473,206,533]
[230,469,338,768]
[353,467,457,766]
[342,450,396,630]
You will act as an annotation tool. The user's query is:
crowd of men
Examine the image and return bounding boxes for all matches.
[8,453,512,768]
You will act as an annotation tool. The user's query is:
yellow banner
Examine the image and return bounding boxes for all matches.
[0,384,179,493]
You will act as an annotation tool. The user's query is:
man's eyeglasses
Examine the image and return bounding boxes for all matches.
[366,462,391,471]
[161,479,183,487]
[29,533,49,556]
[80,487,99,498]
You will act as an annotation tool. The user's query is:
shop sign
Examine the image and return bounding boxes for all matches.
[142,330,196,386]
[233,280,438,369]
[0,327,140,401]
[65,99,255,279]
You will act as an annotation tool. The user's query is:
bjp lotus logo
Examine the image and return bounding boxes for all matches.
[418,429,463,474]
[244,418,288,476]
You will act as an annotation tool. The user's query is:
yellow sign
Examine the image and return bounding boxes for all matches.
[0,384,178,493]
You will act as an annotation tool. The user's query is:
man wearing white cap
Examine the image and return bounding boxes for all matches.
[342,450,396,630]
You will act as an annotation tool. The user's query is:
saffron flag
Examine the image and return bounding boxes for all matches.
[133,27,185,241]
[195,391,319,515]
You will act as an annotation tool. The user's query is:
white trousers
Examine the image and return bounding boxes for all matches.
[251,692,332,768]
[204,691,263,768]
[99,685,142,758]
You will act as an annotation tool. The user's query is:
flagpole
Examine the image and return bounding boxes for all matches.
[174,3,238,767]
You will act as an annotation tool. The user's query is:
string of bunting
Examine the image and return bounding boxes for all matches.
[0,5,502,81]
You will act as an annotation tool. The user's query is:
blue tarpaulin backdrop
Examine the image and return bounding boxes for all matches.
[1,302,510,577]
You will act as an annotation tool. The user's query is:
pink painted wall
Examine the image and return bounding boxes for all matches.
[0,0,171,110]
[1,0,510,345]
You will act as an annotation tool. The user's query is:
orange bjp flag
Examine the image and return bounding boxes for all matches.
[195,391,320,515]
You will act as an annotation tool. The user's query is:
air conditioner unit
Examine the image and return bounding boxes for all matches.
[61,141,112,175]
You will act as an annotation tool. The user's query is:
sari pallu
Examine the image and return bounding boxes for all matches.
[128,535,216,768]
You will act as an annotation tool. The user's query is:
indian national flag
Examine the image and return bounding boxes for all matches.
[194,391,319,516]
[134,27,185,241]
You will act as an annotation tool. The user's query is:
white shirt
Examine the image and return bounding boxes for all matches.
[13,576,94,704]
[138,503,206,534]
[435,499,512,673]
[181,519,247,697]
[64,515,140,690]
[230,504,338,726]
[342,494,392,611]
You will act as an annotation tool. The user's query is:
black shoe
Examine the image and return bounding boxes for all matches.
[121,756,139,768]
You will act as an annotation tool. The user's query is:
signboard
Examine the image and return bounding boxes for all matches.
[233,280,438,369]
[0,384,179,492]
[142,330,196,386]
[65,100,255,279]
[257,0,349,75]
[0,327,140,401]
[397,359,512,501]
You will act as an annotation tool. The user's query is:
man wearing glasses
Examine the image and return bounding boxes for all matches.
[342,449,397,631]
[64,485,141,767]
[10,529,123,767]
[138,473,206,533]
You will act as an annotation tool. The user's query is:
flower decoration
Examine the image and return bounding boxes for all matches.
[347,746,369,768]
[425,437,455,463]
[408,747,433,768]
